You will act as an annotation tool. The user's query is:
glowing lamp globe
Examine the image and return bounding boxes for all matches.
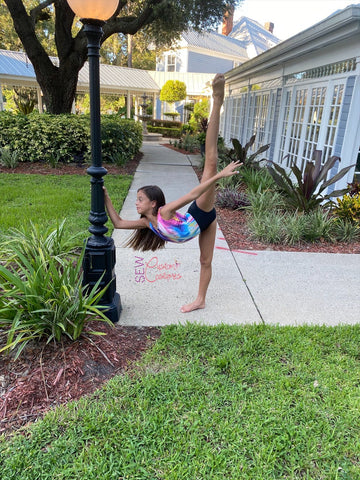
[67,0,118,21]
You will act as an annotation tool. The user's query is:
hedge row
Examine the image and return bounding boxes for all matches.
[0,112,143,165]
[147,125,182,138]
[147,119,182,128]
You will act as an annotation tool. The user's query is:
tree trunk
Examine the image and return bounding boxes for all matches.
[37,65,80,114]
[127,34,133,68]
[4,0,86,114]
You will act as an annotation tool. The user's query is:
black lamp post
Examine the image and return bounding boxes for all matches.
[67,0,121,322]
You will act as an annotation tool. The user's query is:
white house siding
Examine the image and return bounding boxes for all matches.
[222,4,360,191]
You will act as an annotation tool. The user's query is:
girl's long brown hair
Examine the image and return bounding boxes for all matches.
[125,185,166,252]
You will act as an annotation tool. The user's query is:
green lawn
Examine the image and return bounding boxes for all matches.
[0,173,132,240]
[1,323,359,479]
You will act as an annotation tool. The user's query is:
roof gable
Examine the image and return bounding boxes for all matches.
[230,16,282,55]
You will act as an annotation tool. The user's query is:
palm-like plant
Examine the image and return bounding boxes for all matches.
[0,222,112,359]
[268,150,354,212]
[229,135,270,169]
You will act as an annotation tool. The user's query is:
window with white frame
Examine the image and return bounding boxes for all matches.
[244,89,276,154]
[279,79,346,172]
[229,95,246,141]
[301,86,327,170]
[279,90,292,163]
[166,55,176,72]
[287,88,308,168]
[323,83,344,162]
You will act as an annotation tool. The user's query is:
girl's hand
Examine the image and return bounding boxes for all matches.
[219,160,242,178]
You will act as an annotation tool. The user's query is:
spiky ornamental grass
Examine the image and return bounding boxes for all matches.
[0,221,113,359]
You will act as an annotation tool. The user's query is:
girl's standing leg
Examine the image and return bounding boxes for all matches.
[180,74,224,313]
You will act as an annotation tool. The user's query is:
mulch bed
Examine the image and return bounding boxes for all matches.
[0,323,161,437]
[217,207,360,254]
[1,148,359,437]
[0,153,142,177]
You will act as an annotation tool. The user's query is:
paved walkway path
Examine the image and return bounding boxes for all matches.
[112,141,360,327]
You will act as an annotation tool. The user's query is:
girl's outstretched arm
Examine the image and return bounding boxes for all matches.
[160,160,241,219]
[103,187,148,229]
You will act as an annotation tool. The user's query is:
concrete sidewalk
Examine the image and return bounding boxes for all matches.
[112,141,360,327]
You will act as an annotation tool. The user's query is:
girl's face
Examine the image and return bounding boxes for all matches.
[136,190,156,216]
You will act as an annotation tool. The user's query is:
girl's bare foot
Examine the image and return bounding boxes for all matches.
[180,300,205,313]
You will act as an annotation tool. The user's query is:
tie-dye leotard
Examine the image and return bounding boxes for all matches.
[149,207,200,243]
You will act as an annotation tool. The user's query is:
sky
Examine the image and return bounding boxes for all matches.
[230,0,356,40]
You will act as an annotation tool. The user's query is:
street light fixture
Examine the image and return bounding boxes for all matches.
[67,0,121,322]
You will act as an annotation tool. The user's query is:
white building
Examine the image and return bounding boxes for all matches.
[221,4,360,187]
[156,16,280,74]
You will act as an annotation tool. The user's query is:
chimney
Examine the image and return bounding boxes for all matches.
[222,7,234,36]
[264,22,274,34]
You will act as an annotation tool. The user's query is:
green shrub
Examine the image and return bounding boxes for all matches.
[148,119,182,128]
[247,206,337,245]
[13,87,37,114]
[217,175,243,191]
[332,218,360,242]
[159,80,186,104]
[0,112,142,165]
[101,116,142,165]
[170,133,199,152]
[0,112,90,163]
[188,98,210,132]
[248,211,285,244]
[282,212,308,245]
[147,125,182,138]
[0,221,112,359]
[334,193,360,224]
[163,112,180,120]
[247,190,285,215]
[302,209,335,242]
[0,145,19,168]
[240,166,275,194]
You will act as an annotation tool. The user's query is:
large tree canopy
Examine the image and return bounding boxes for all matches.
[3,0,239,114]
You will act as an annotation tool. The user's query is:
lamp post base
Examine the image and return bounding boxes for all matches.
[83,236,122,323]
[103,292,122,324]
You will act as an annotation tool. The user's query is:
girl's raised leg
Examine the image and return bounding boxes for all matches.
[196,73,225,212]
[180,74,224,313]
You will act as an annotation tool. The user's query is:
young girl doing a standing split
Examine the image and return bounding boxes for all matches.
[104,73,241,313]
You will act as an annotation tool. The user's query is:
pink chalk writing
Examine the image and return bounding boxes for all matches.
[134,256,182,283]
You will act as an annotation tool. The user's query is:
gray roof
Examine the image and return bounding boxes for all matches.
[229,17,282,55]
[181,30,248,61]
[0,49,36,80]
[0,49,217,97]
[78,62,160,93]
[0,49,160,94]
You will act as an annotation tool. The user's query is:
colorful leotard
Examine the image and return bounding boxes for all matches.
[149,208,200,243]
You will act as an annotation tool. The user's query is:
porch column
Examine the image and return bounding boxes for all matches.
[0,82,4,111]
[134,95,138,121]
[37,87,43,113]
[127,90,131,118]
[152,92,157,119]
